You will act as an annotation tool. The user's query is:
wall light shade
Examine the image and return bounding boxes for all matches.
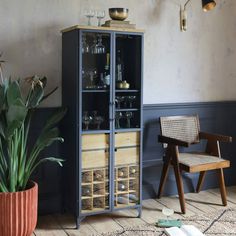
[202,0,216,12]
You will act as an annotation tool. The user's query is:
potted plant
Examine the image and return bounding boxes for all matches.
[0,73,66,236]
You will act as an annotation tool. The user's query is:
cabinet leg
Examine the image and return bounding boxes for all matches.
[76,216,85,229]
[137,207,142,218]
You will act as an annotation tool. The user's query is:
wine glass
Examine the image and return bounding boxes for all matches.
[94,116,104,130]
[96,10,105,26]
[125,111,133,128]
[82,35,90,54]
[115,96,125,109]
[82,111,92,130]
[162,207,174,223]
[115,112,123,129]
[84,9,95,26]
[96,35,105,54]
[128,96,136,108]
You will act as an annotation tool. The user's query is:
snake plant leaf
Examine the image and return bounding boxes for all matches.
[0,86,5,112]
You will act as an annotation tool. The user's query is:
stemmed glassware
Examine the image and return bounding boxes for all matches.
[115,112,123,129]
[162,207,174,223]
[91,35,105,54]
[125,111,133,128]
[82,35,90,54]
[115,96,125,109]
[96,10,105,26]
[84,10,95,26]
[82,111,92,130]
[92,111,104,129]
[128,96,136,108]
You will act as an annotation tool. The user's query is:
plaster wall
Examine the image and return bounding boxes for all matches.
[0,0,235,106]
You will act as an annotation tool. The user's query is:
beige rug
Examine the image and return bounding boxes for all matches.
[102,208,236,236]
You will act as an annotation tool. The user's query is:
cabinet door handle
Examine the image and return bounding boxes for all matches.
[114,148,117,152]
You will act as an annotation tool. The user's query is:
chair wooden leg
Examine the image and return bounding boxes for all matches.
[173,164,186,214]
[196,171,206,193]
[218,168,227,206]
[157,159,171,199]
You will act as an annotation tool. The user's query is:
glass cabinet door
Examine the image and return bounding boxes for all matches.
[80,31,112,214]
[114,34,142,209]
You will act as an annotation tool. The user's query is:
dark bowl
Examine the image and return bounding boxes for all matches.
[109,8,129,21]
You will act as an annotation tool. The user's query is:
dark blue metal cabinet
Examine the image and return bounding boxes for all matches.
[62,26,144,228]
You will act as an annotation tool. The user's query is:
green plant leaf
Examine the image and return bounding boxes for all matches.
[7,80,22,107]
[27,83,44,108]
[42,108,67,132]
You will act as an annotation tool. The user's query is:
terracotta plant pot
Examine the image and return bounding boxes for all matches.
[0,181,38,236]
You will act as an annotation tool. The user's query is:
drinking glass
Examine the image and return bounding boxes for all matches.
[94,116,104,130]
[82,111,92,130]
[162,207,174,223]
[115,96,125,109]
[84,9,95,26]
[125,111,133,128]
[96,10,105,26]
[82,35,90,53]
[128,96,136,108]
[115,112,123,129]
[91,35,105,54]
[96,35,105,54]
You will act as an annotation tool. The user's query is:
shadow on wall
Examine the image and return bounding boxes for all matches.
[1,23,62,106]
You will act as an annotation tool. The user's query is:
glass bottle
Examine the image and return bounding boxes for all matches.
[116,50,123,82]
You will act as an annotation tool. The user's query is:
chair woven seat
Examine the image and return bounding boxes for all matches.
[178,153,230,172]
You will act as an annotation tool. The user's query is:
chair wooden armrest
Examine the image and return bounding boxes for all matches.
[158,135,190,147]
[199,132,232,143]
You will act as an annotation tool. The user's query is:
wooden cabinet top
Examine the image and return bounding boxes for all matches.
[61,24,145,33]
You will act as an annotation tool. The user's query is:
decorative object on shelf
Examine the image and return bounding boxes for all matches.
[115,112,123,129]
[109,8,129,21]
[0,75,66,236]
[116,80,130,89]
[180,0,216,32]
[82,35,90,54]
[84,9,95,26]
[103,20,136,29]
[128,96,136,108]
[125,111,133,128]
[96,10,105,26]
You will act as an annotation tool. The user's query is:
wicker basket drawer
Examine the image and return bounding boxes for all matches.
[82,134,109,150]
[82,150,109,169]
[115,147,140,166]
[115,132,140,148]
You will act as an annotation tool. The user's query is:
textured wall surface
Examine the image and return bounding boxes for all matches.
[0,0,236,106]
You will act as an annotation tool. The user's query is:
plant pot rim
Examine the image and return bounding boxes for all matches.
[0,181,38,195]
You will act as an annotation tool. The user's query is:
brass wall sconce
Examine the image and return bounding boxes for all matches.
[180,0,216,32]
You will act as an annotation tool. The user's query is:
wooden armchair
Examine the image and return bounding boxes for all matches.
[157,115,232,214]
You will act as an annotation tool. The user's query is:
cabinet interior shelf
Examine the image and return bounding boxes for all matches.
[116,108,139,112]
[82,90,109,93]
[116,90,139,93]
[115,128,141,132]
[82,130,111,134]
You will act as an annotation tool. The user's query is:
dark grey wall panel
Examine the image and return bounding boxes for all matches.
[32,102,236,213]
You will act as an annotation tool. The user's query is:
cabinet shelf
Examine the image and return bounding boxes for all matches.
[82,130,110,134]
[115,108,138,112]
[115,128,141,132]
[116,90,139,93]
[82,90,109,93]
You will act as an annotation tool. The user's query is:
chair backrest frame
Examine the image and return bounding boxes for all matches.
[160,115,200,144]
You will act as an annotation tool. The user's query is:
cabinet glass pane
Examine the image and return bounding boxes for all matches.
[81,134,110,213]
[82,32,111,131]
[114,132,140,208]
[115,34,142,130]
